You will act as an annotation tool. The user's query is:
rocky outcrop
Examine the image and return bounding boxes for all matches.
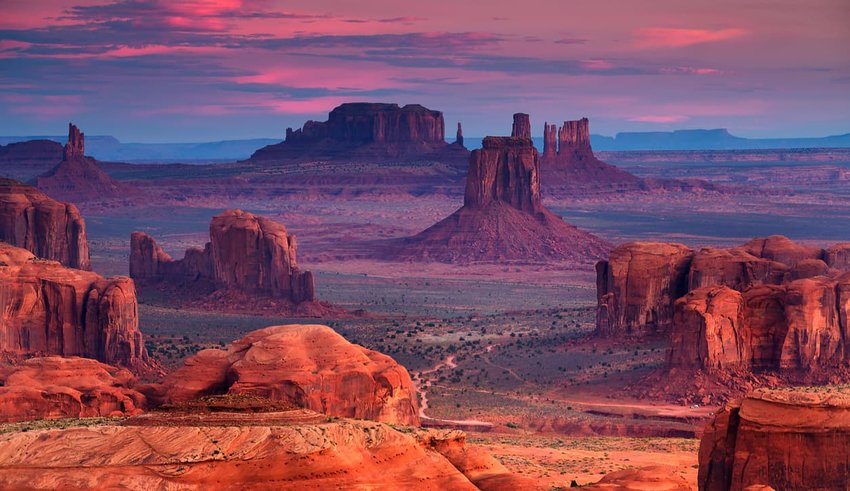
[511,113,531,140]
[35,124,126,202]
[0,140,63,181]
[596,242,694,336]
[543,122,557,159]
[0,407,485,490]
[131,209,315,305]
[586,466,692,490]
[148,324,420,425]
[455,122,464,147]
[669,286,748,370]
[0,242,151,372]
[0,178,90,270]
[557,118,592,157]
[0,356,145,423]
[699,387,850,490]
[250,103,468,162]
[390,115,611,264]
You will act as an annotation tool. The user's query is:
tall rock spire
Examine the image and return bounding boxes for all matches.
[511,113,531,140]
[455,122,464,147]
[63,123,85,160]
[543,122,557,159]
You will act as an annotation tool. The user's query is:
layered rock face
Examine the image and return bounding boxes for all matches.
[0,356,145,423]
[148,324,420,425]
[598,235,850,372]
[0,242,151,372]
[250,102,466,162]
[511,113,532,139]
[391,116,611,264]
[35,123,125,202]
[0,178,90,270]
[0,398,536,490]
[131,209,315,304]
[699,387,850,490]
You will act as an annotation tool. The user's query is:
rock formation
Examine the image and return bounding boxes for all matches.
[0,178,90,270]
[0,396,535,490]
[511,113,531,140]
[0,356,145,423]
[0,242,151,372]
[586,466,692,490]
[699,387,850,490]
[148,324,420,425]
[0,139,63,181]
[390,115,611,264]
[250,103,468,162]
[455,122,464,147]
[34,123,126,202]
[131,209,315,305]
[599,235,850,373]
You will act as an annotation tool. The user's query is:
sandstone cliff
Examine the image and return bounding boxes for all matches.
[0,178,90,270]
[34,123,126,202]
[699,387,850,490]
[250,102,468,162]
[390,115,611,264]
[131,209,315,305]
[0,242,151,372]
[146,324,420,426]
[0,356,145,423]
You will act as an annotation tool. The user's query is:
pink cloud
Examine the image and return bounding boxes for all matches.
[634,27,747,48]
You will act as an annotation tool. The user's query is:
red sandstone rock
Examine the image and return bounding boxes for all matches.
[826,243,850,270]
[688,247,786,291]
[35,123,127,202]
[392,118,611,264]
[511,113,531,140]
[586,465,692,490]
[150,324,419,425]
[0,178,90,270]
[543,122,557,159]
[131,209,315,304]
[741,235,823,267]
[670,286,748,370]
[0,242,152,372]
[596,242,694,335]
[455,122,464,147]
[0,408,485,490]
[251,103,466,162]
[0,356,145,423]
[699,387,850,490]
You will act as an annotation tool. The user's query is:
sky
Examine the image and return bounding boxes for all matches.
[1,0,848,142]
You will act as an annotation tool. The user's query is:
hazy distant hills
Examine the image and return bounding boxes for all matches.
[2,128,848,161]
[0,135,280,162]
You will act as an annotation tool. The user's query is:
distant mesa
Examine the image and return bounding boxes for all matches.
[388,113,611,264]
[131,209,325,314]
[0,356,145,423]
[34,123,129,203]
[0,178,91,270]
[700,387,850,490]
[0,242,153,373]
[249,102,469,162]
[146,324,420,426]
[0,139,63,181]
[597,235,850,373]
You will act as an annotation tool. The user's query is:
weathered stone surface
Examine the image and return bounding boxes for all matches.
[586,465,692,490]
[35,123,126,202]
[596,242,694,335]
[0,178,90,270]
[0,356,145,423]
[688,247,786,292]
[670,286,748,370]
[741,235,823,267]
[0,242,151,372]
[393,121,611,264]
[131,209,315,304]
[699,388,850,490]
[150,324,420,425]
[557,118,591,156]
[542,122,557,159]
[511,113,531,140]
[251,102,465,162]
[826,243,850,270]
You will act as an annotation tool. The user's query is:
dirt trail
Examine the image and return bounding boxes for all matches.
[414,355,494,428]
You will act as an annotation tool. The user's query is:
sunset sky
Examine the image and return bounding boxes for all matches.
[1,0,848,142]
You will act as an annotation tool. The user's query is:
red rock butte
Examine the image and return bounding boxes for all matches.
[131,209,315,305]
[597,235,850,372]
[34,123,126,202]
[250,102,469,161]
[391,114,611,264]
[0,178,90,270]
[0,242,152,372]
[700,387,850,490]
[145,324,420,426]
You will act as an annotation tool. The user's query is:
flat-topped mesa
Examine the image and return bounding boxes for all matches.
[510,113,532,140]
[130,209,316,304]
[251,102,465,162]
[0,179,91,270]
[699,387,850,490]
[0,242,152,372]
[464,136,541,213]
[63,123,84,160]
